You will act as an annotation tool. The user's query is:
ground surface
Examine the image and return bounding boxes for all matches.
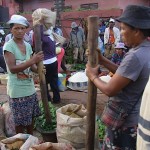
[0,83,108,141]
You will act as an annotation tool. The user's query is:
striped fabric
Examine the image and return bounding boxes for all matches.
[137,76,150,150]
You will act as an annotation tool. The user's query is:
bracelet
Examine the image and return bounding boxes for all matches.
[92,76,98,82]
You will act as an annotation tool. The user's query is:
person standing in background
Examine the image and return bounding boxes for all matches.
[99,19,106,43]
[70,22,85,64]
[104,18,120,59]
[98,19,106,55]
[111,42,126,65]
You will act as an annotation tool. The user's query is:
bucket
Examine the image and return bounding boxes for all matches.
[36,127,57,143]
[58,73,67,92]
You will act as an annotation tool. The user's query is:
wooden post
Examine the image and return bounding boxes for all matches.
[34,24,51,124]
[86,16,99,150]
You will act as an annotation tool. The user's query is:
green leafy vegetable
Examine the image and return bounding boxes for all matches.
[97,118,106,139]
[71,64,85,71]
[34,102,57,132]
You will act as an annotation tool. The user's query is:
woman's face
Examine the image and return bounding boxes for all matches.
[11,24,26,39]
[120,23,137,47]
[115,48,123,55]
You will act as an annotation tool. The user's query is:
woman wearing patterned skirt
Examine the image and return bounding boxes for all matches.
[3,14,44,134]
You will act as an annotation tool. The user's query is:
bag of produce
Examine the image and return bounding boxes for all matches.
[2,102,16,137]
[29,142,75,150]
[0,104,5,140]
[56,104,87,149]
[0,133,39,150]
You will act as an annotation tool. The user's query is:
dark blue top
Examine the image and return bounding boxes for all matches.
[41,28,56,61]
[111,51,125,65]
[99,25,106,33]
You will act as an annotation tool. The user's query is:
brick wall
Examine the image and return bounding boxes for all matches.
[61,9,122,38]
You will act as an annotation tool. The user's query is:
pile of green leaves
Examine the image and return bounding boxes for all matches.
[65,47,74,64]
[97,118,106,139]
[71,64,85,71]
[34,102,57,132]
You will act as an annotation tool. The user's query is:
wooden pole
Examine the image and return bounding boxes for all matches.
[86,16,99,150]
[34,24,51,124]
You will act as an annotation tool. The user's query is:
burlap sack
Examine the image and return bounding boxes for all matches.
[0,133,39,150]
[2,102,16,137]
[29,142,75,150]
[32,8,66,45]
[56,104,87,149]
[0,106,5,140]
[32,8,56,26]
[53,32,66,45]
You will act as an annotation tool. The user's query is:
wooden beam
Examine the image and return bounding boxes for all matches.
[34,24,52,124]
[86,16,99,150]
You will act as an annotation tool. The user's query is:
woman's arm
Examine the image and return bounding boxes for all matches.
[4,51,44,74]
[93,73,131,96]
[30,64,38,73]
[98,51,118,73]
[86,64,131,97]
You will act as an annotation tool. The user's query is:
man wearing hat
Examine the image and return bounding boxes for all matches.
[70,22,85,64]
[104,18,120,59]
[86,5,150,149]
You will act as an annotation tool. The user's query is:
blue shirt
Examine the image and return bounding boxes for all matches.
[40,28,56,61]
[111,51,125,65]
